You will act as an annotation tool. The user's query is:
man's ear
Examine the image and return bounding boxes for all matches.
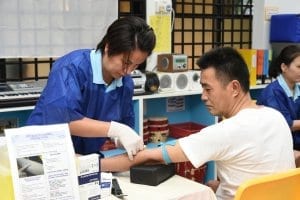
[231,80,240,97]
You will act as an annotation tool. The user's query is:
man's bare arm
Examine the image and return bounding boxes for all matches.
[100,141,189,172]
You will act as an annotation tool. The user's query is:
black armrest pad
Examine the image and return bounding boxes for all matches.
[130,164,175,186]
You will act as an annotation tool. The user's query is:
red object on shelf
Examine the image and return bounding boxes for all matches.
[170,122,207,183]
[143,132,150,144]
[148,124,169,132]
[175,162,207,184]
[148,117,168,125]
[169,122,206,138]
[100,139,116,151]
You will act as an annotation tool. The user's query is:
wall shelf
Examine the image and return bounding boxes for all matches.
[0,87,265,183]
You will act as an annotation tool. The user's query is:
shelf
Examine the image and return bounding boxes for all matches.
[250,84,268,90]
[0,86,267,183]
[133,84,268,100]
[133,90,201,100]
[0,106,34,113]
[0,85,267,112]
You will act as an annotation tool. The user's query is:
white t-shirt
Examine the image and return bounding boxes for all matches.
[179,106,295,200]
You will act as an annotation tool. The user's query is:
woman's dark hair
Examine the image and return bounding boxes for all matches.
[197,47,250,93]
[269,45,300,78]
[96,16,156,56]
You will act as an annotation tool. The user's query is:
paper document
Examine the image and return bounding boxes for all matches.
[5,123,80,200]
[149,15,172,53]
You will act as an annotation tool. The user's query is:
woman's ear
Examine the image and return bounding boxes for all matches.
[104,44,109,54]
[281,62,288,73]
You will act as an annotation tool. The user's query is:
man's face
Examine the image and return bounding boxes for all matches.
[200,67,231,117]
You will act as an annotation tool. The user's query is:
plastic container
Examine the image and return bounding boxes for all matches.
[169,122,206,138]
[149,130,169,143]
[0,139,14,200]
[270,14,300,42]
[175,162,207,184]
[143,131,150,144]
[100,139,116,151]
[148,124,169,132]
[169,122,207,183]
[148,117,168,125]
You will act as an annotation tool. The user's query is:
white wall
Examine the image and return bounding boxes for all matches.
[252,0,300,49]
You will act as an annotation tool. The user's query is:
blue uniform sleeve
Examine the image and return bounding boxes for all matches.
[257,83,295,127]
[27,63,85,125]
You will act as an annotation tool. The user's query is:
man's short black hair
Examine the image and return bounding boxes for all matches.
[197,47,250,93]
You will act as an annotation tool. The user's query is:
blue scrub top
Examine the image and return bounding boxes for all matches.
[26,49,135,155]
[257,78,300,150]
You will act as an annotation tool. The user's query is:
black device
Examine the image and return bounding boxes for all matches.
[130,164,175,186]
[131,70,160,96]
[145,71,160,93]
[111,178,127,199]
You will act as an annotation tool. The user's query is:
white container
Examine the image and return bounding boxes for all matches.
[76,154,101,200]
[0,137,14,200]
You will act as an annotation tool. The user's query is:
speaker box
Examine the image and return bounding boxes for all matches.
[173,72,190,92]
[157,54,188,72]
[188,70,202,92]
[156,72,174,92]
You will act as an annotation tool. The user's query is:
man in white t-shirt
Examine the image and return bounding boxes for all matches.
[101,47,295,200]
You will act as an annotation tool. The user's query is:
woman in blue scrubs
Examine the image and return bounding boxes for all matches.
[257,45,300,165]
[26,16,156,160]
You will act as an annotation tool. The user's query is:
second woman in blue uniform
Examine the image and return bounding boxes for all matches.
[257,45,300,162]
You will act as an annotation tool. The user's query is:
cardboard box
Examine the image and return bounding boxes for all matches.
[100,172,112,198]
[76,154,101,200]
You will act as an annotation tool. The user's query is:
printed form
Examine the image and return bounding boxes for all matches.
[5,123,80,200]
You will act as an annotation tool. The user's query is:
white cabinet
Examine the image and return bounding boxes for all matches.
[133,90,217,182]
[133,85,265,138]
[133,90,216,135]
[132,86,265,182]
[0,86,265,182]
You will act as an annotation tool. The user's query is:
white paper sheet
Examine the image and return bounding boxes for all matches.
[5,123,80,200]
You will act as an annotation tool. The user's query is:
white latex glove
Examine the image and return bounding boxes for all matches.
[107,121,144,160]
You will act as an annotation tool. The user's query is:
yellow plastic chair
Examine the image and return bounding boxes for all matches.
[234,168,300,200]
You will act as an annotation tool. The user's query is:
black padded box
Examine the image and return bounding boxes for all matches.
[130,164,175,186]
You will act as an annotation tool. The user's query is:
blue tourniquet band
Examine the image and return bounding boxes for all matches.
[161,143,172,164]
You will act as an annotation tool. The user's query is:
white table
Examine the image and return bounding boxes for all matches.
[103,171,217,200]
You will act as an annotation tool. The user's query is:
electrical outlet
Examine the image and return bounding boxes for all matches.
[155,0,172,14]
[0,118,18,135]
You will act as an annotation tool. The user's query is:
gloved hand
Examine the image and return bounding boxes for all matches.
[108,121,144,160]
